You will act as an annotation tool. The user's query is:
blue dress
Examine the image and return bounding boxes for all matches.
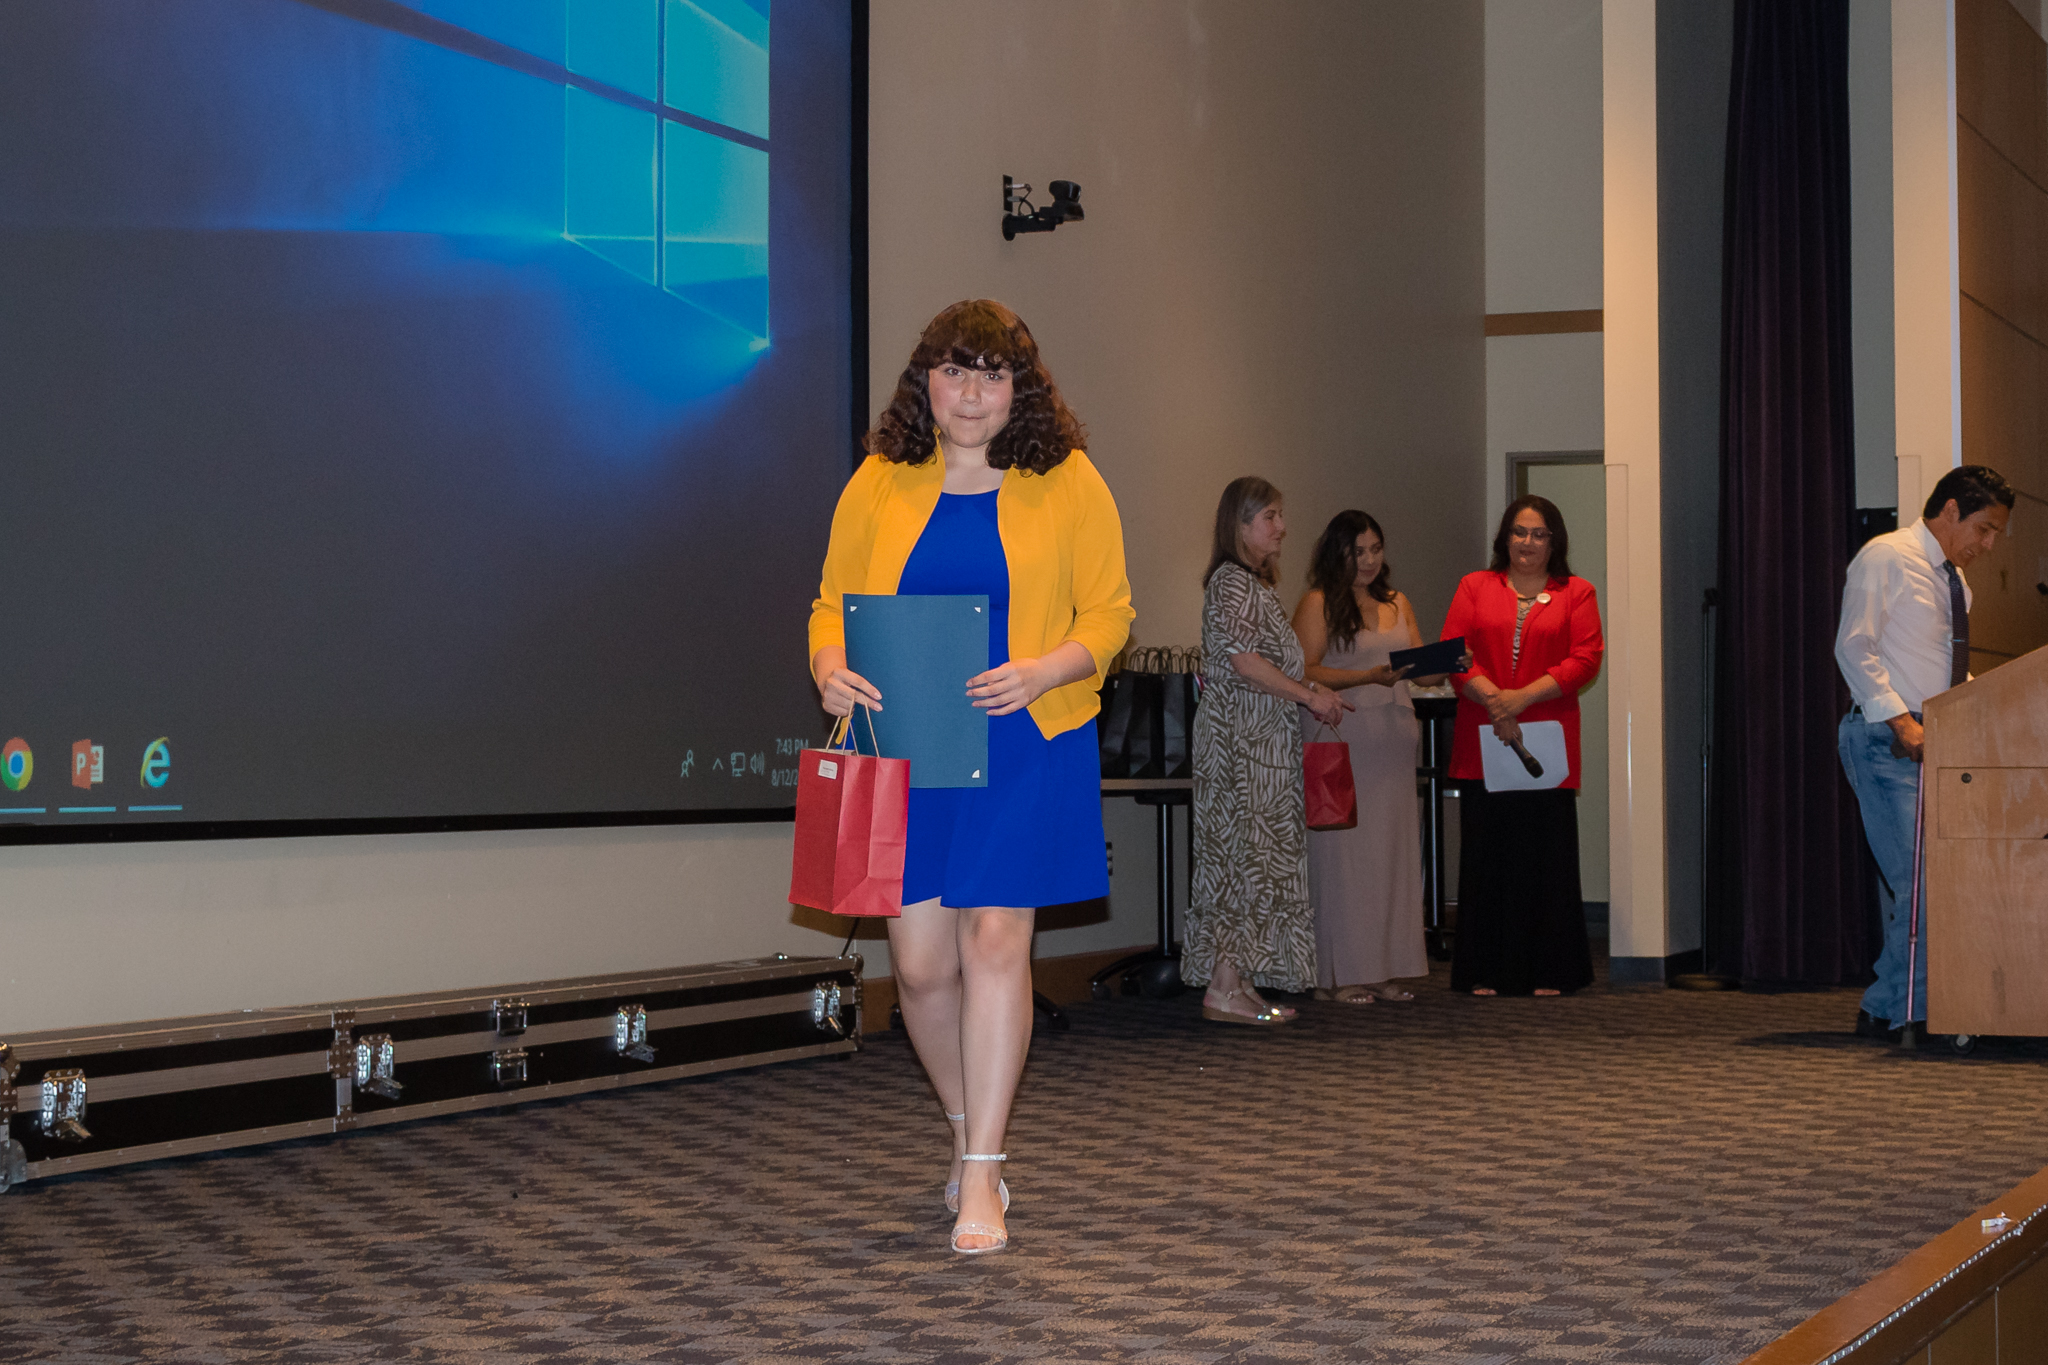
[897,490,1108,909]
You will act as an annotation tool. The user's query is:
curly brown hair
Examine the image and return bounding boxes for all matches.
[866,299,1086,474]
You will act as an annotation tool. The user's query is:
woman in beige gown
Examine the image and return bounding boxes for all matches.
[1293,511,1456,1003]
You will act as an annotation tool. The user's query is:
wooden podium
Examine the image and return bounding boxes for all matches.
[1925,643,2048,1037]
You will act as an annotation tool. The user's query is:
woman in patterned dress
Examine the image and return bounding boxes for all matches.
[1186,477,1351,1025]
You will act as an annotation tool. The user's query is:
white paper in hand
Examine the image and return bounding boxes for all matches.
[1478,720,1568,791]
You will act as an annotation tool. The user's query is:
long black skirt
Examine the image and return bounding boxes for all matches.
[1449,784,1595,995]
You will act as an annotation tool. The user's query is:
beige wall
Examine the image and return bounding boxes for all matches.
[0,2,1487,1034]
[1486,0,1604,318]
[1482,0,1604,537]
[868,0,1487,648]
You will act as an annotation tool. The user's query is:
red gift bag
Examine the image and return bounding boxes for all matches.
[788,714,909,917]
[1303,725,1358,831]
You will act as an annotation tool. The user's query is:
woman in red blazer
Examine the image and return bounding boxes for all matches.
[1440,495,1604,995]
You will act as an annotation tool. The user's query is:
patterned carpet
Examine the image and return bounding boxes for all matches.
[6,959,2048,1364]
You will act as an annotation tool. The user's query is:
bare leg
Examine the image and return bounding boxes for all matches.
[886,898,968,1190]
[953,904,1035,1250]
[1205,958,1294,1019]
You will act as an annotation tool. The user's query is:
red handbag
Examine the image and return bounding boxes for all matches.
[1303,722,1358,831]
[788,710,909,917]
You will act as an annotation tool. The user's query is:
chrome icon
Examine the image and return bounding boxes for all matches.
[139,737,171,788]
[2,738,31,792]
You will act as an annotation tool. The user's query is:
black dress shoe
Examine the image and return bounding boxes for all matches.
[1855,1009,1900,1041]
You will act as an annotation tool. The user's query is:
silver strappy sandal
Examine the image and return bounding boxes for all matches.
[942,1112,1009,1214]
[950,1152,1009,1255]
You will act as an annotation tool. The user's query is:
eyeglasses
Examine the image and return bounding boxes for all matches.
[1509,527,1553,543]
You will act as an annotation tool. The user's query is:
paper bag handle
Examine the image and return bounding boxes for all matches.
[829,704,882,755]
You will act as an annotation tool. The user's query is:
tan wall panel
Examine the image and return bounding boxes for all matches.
[1960,122,2048,343]
[1957,0,2048,183]
[1960,296,2044,487]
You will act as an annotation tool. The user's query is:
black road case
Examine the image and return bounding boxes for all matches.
[0,954,861,1192]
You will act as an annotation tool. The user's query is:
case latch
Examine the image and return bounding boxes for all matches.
[613,1005,656,1063]
[40,1069,91,1143]
[489,1048,529,1087]
[0,1042,24,1191]
[492,998,529,1036]
[812,983,846,1037]
[354,1034,403,1100]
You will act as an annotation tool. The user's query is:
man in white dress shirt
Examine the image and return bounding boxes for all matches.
[1834,465,2013,1038]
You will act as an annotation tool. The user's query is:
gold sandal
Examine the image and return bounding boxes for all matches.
[1202,988,1288,1026]
[1313,986,1376,1004]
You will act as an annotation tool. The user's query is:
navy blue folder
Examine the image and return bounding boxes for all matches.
[843,594,991,788]
[1388,635,1466,678]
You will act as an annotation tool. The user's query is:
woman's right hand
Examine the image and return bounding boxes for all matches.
[1306,686,1352,728]
[813,648,882,717]
[1364,663,1413,688]
[1490,714,1523,745]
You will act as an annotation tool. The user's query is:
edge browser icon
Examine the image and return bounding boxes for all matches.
[139,737,171,789]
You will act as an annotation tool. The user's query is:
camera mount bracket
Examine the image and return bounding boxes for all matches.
[1002,174,1084,241]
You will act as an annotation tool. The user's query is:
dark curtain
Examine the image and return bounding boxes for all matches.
[1707,0,1875,984]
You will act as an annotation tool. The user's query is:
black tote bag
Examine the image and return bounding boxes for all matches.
[1098,647,1201,780]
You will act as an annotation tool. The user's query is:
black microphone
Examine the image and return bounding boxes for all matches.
[1509,737,1544,778]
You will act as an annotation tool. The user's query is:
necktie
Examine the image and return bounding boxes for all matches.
[1943,561,1969,688]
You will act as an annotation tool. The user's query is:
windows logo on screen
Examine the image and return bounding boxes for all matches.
[2,738,30,792]
[562,0,770,342]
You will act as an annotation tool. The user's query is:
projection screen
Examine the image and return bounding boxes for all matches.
[0,0,863,841]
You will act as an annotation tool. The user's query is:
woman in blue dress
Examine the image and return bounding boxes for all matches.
[810,300,1133,1254]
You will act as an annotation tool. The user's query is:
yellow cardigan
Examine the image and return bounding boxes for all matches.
[809,449,1135,740]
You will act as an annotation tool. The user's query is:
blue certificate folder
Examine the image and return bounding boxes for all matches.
[843,594,990,788]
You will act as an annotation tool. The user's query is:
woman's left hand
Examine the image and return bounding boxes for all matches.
[968,641,1099,717]
[1482,684,1525,725]
[968,658,1053,716]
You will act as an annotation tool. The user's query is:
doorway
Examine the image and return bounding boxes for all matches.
[1509,452,1610,914]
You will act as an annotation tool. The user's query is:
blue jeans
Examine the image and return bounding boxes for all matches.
[1838,714,1927,1023]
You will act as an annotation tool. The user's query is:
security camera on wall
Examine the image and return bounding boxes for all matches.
[1002,176,1084,240]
